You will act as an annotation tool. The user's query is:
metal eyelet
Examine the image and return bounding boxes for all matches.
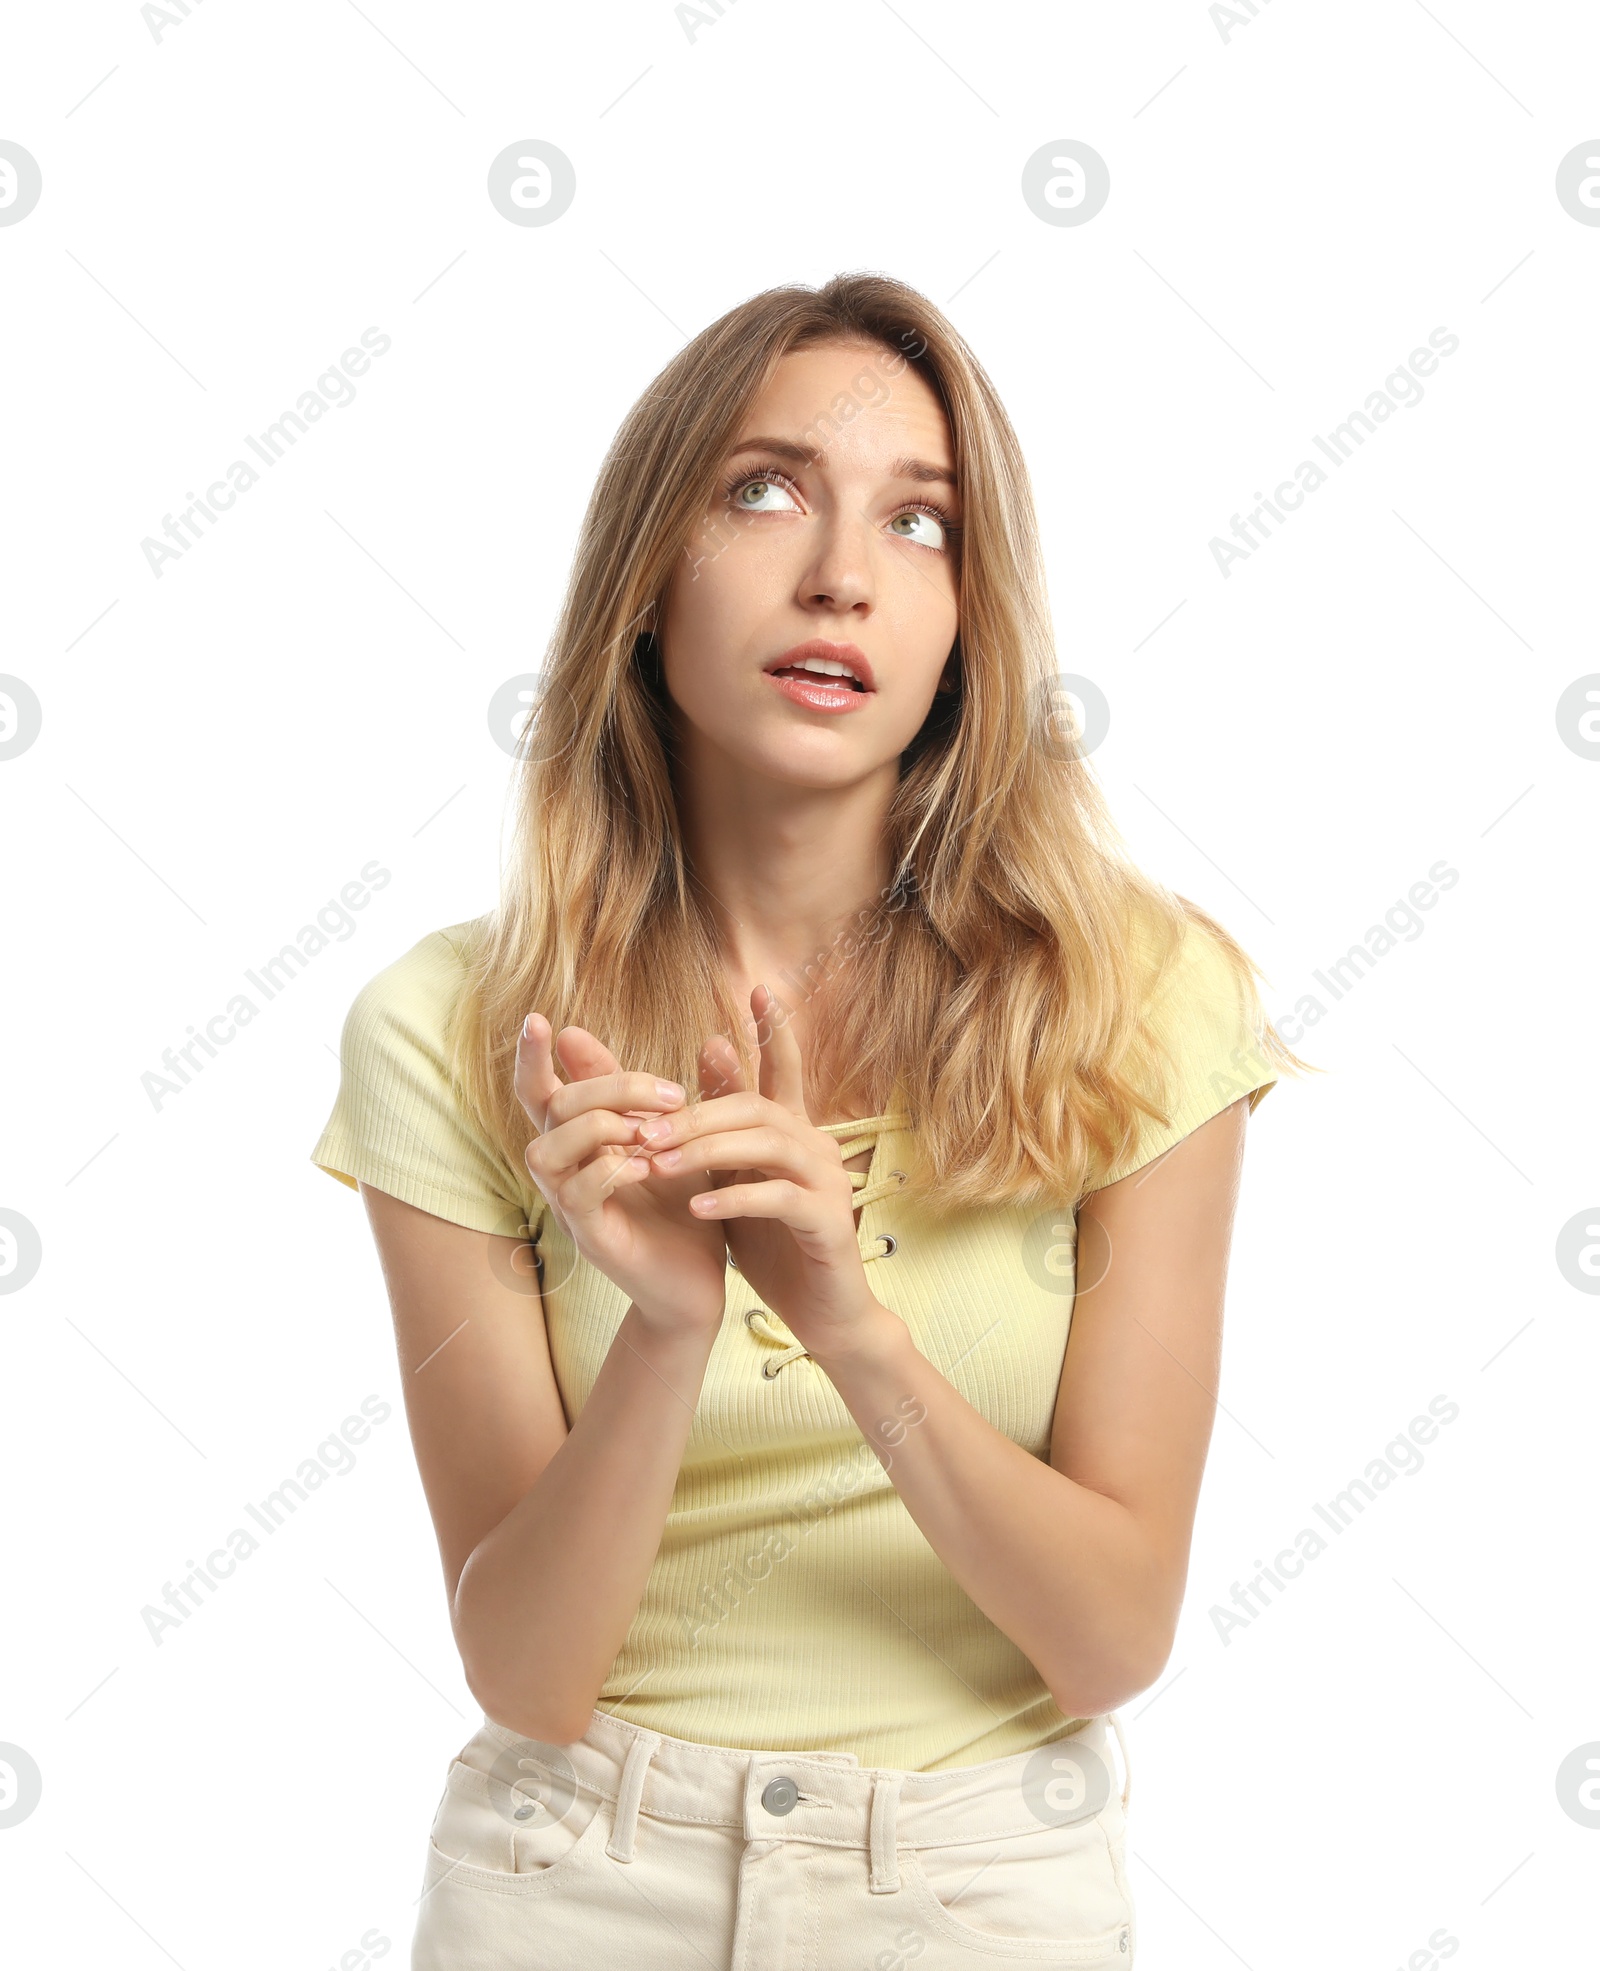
[875,1233,898,1258]
[889,1169,907,1185]
[760,1357,783,1378]
[742,1307,763,1328]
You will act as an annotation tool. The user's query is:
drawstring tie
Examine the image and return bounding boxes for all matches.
[742,1111,911,1378]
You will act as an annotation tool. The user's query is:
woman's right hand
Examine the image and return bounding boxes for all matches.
[516,1014,730,1335]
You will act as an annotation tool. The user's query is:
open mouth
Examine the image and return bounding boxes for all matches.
[769,666,867,692]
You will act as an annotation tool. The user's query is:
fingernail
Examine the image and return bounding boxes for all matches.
[655,1080,684,1103]
[521,1013,537,1040]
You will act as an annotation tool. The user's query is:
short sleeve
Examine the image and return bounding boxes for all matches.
[1084,914,1279,1193]
[310,923,537,1238]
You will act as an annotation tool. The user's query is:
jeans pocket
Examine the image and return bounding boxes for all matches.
[903,1800,1135,1964]
[423,1753,610,1895]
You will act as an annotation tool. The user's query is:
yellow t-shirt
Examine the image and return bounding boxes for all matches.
[310,914,1278,1771]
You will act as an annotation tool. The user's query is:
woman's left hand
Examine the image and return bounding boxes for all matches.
[630,984,882,1364]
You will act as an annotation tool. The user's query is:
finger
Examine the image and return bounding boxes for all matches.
[686,1035,760,1199]
[517,1019,685,1134]
[686,1175,832,1233]
[548,1025,672,1116]
[512,1012,568,1131]
[514,1016,624,1129]
[645,1124,816,1185]
[698,1031,747,1107]
[548,1064,686,1131]
[546,1022,643,1111]
[560,1140,656,1218]
[634,1087,772,1154]
[555,1023,694,1146]
[692,1034,750,1188]
[525,1103,657,1189]
[516,1024,660,1214]
[749,982,808,1118]
[551,1021,622,1080]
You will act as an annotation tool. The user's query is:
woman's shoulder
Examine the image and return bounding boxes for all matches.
[1080,892,1278,1193]
[340,916,490,1040]
[1120,890,1255,1033]
[312,912,526,1232]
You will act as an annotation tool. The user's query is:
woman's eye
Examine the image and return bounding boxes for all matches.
[732,477,799,513]
[888,508,947,550]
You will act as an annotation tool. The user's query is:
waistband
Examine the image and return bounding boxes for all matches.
[472,1706,1132,1895]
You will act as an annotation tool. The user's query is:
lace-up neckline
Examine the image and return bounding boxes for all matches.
[740,1105,914,1378]
[818,1108,915,1221]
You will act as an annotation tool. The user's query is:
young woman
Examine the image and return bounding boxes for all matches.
[312,272,1305,1969]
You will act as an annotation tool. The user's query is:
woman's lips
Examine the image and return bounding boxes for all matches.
[764,670,873,713]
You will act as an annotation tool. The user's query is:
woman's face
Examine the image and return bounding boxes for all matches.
[657,339,961,788]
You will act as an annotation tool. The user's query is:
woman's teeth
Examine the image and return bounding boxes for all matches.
[774,664,862,689]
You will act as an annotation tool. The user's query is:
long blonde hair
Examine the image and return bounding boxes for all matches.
[450,272,1314,1214]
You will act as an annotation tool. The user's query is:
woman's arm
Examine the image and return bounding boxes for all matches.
[812,1096,1251,1718]
[360,1184,718,1744]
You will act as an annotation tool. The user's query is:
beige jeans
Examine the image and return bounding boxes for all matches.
[411,1704,1136,1968]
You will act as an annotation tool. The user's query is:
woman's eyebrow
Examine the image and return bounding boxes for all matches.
[725,435,957,489]
[888,456,957,488]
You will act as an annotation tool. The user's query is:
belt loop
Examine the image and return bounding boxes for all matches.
[604,1729,660,1863]
[868,1773,903,1892]
[1108,1710,1132,1812]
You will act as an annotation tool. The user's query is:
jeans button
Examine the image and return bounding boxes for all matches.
[761,1775,799,1815]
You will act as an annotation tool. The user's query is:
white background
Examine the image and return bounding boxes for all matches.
[3,2,1597,1966]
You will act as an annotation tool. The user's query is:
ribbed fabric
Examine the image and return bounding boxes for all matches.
[311,918,1278,1773]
